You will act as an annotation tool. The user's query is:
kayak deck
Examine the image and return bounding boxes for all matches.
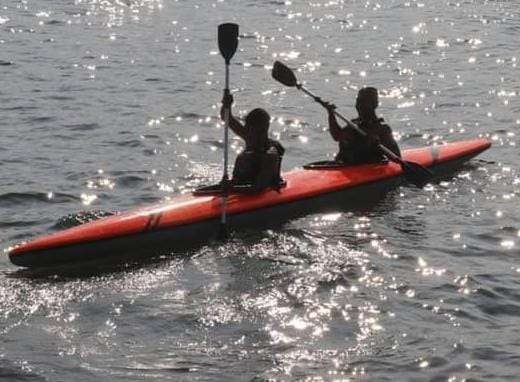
[8,138,491,268]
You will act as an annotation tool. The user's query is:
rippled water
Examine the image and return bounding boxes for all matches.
[1,0,519,380]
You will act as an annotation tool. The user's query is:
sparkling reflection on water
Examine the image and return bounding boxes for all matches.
[1,0,519,380]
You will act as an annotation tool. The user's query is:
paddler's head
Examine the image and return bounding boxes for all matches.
[356,87,379,118]
[245,108,270,150]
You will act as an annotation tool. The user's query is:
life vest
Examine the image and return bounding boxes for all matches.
[232,139,284,188]
[336,118,399,164]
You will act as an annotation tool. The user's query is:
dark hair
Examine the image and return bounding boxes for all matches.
[245,108,270,150]
[245,108,270,129]
[356,87,379,111]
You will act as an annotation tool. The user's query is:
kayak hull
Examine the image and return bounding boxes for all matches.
[8,178,400,269]
[8,138,491,269]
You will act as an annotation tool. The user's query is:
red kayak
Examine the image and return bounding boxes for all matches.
[8,138,491,269]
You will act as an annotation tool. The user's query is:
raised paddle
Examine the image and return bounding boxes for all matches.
[271,61,433,188]
[218,23,239,238]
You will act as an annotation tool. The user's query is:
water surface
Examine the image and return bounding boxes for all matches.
[1,0,519,380]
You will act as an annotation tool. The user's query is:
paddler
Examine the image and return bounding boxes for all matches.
[324,87,401,164]
[220,90,285,189]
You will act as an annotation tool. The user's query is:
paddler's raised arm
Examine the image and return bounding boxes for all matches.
[220,90,247,140]
[324,102,356,142]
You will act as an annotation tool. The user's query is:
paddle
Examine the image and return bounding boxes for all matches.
[271,61,433,188]
[217,23,239,238]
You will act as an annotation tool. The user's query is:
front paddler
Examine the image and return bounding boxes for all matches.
[220,90,285,189]
[325,87,401,164]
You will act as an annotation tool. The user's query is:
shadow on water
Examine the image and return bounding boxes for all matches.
[0,359,45,382]
[7,251,192,282]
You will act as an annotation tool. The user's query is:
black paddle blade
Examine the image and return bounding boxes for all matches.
[401,161,434,188]
[271,61,298,87]
[218,23,239,64]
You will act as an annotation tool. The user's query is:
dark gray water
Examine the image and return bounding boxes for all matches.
[1,0,519,380]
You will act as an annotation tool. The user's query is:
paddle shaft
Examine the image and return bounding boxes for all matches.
[296,84,404,165]
[221,62,230,227]
[217,23,238,234]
